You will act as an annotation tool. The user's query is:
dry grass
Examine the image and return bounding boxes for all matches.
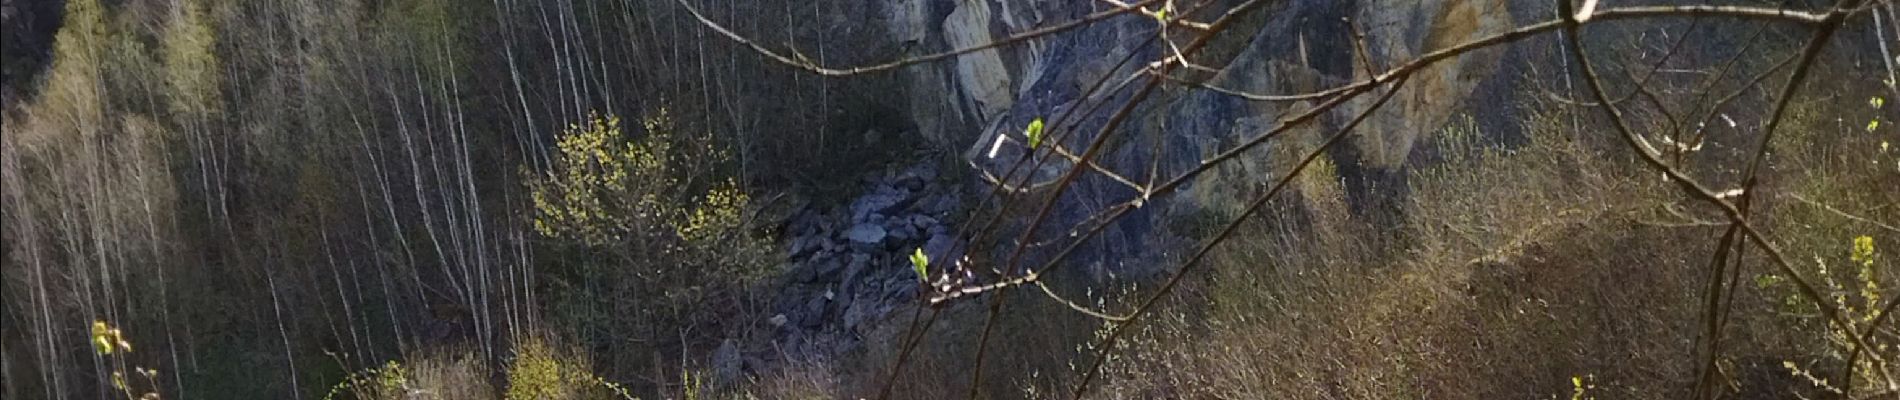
[1077,108,1711,398]
[1069,95,1895,399]
[742,355,844,400]
[845,290,1105,399]
[407,350,496,400]
[327,348,492,400]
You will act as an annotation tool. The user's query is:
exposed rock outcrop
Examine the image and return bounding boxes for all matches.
[770,161,963,355]
[752,0,1843,378]
[872,0,1529,264]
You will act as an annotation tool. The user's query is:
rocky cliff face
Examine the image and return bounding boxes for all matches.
[895,0,1521,164]
[772,162,964,354]
[766,0,1541,357]
[867,0,1533,268]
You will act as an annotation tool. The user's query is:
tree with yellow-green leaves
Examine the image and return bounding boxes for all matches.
[526,110,750,249]
[523,109,771,361]
[161,0,221,118]
[38,0,107,135]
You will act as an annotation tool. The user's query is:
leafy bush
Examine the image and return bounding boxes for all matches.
[526,110,765,267]
[91,320,165,400]
[504,337,632,400]
[523,109,773,385]
[323,361,408,400]
[1763,236,1896,396]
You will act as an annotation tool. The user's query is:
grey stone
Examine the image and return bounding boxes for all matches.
[850,190,906,220]
[847,223,887,252]
[712,339,743,387]
[884,281,916,301]
[800,296,829,328]
[846,223,886,244]
[792,211,823,235]
[768,314,789,327]
[788,262,818,283]
[842,254,871,288]
[788,234,822,258]
[921,193,958,215]
[896,174,927,191]
[807,257,845,282]
[887,223,915,243]
[843,298,878,331]
[924,233,958,263]
[903,162,939,182]
[908,214,939,229]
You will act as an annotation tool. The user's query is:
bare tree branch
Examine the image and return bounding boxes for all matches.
[1074,74,1411,399]
[1558,0,1897,391]
[673,0,1165,76]
[1791,193,1900,234]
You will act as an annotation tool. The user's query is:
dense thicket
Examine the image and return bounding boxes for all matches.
[0,0,890,397]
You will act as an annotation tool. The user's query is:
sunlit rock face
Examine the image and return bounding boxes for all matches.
[877,0,1523,267]
[1352,0,1514,169]
[943,0,1014,122]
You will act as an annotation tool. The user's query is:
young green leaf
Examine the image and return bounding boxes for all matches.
[1025,118,1045,150]
[910,248,930,282]
[1867,119,1880,132]
[1872,96,1885,108]
[91,321,116,355]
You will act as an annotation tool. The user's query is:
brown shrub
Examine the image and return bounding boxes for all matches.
[1073,98,1894,398]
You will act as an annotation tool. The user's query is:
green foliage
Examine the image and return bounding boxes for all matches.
[1569,374,1596,400]
[527,110,752,249]
[1764,235,1896,396]
[161,0,223,117]
[373,0,462,79]
[39,0,108,133]
[526,109,769,269]
[911,248,930,283]
[100,12,162,115]
[677,179,750,243]
[504,338,632,400]
[528,112,647,245]
[524,109,771,395]
[679,370,707,400]
[91,320,131,355]
[91,320,163,400]
[505,338,571,400]
[322,360,408,400]
[1870,96,1886,134]
[1025,117,1045,150]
